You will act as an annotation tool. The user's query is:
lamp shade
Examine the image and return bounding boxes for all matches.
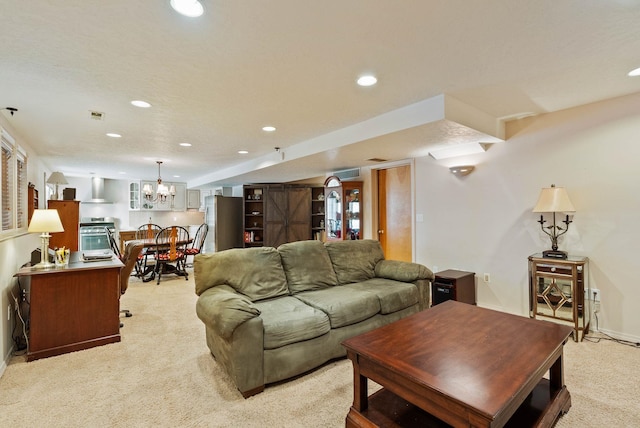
[46,171,68,185]
[28,209,65,233]
[532,185,575,213]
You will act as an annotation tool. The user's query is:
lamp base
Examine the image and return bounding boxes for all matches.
[542,249,568,259]
[33,261,56,270]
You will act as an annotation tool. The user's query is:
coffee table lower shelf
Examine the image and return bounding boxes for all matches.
[346,378,571,428]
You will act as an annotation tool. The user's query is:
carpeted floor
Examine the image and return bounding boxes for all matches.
[0,270,638,427]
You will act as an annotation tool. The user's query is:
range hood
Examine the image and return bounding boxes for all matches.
[83,177,113,204]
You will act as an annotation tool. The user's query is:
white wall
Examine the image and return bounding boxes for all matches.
[0,116,46,374]
[413,93,640,340]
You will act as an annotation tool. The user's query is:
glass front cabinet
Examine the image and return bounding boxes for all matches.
[324,176,363,241]
[528,254,590,341]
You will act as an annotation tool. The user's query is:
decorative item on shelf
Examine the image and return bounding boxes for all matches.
[533,184,576,259]
[142,161,176,206]
[46,171,68,200]
[449,165,475,177]
[28,209,65,269]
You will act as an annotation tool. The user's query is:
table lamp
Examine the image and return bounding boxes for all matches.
[46,171,68,200]
[532,184,575,259]
[28,209,65,269]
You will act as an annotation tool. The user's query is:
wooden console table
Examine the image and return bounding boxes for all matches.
[15,252,124,361]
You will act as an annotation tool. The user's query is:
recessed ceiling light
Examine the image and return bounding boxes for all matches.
[238,150,249,154]
[179,143,192,147]
[131,100,151,108]
[106,133,122,138]
[262,126,276,132]
[357,75,377,87]
[119,171,127,175]
[170,0,204,17]
[628,67,640,77]
[173,175,180,178]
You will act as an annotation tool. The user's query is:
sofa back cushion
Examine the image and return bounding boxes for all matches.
[324,239,385,284]
[194,247,288,301]
[278,240,338,293]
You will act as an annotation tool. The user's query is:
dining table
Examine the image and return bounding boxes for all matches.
[127,234,192,283]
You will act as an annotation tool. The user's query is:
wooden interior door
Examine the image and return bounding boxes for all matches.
[377,165,412,261]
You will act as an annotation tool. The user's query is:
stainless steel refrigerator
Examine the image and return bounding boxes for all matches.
[203,195,243,253]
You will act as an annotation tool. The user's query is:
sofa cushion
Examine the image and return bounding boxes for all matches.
[344,278,419,314]
[278,240,338,293]
[196,284,261,339]
[194,247,288,302]
[325,240,385,284]
[254,296,331,350]
[294,287,380,328]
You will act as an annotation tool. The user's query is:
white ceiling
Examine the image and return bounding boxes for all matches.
[1,0,640,187]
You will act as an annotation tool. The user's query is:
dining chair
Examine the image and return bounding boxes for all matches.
[119,240,144,327]
[135,223,162,279]
[185,223,208,266]
[153,226,190,284]
[106,227,121,259]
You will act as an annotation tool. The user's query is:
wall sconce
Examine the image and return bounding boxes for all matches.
[532,184,575,259]
[449,165,475,177]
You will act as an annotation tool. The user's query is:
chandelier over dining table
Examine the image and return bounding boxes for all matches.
[143,161,175,204]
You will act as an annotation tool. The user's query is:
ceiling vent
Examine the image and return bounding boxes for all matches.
[367,158,388,162]
[333,168,360,180]
[89,110,105,120]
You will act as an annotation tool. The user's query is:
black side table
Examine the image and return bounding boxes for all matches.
[432,269,476,306]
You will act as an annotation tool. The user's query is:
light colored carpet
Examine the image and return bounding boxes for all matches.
[0,271,638,427]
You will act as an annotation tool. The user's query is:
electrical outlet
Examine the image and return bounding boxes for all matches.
[591,288,601,302]
[483,273,490,283]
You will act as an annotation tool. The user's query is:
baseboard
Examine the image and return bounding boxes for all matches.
[592,327,640,344]
[0,344,13,379]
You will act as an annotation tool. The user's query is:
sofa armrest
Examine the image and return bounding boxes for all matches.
[374,259,435,282]
[196,284,261,339]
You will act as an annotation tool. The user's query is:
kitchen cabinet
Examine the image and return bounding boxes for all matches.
[187,189,201,209]
[129,181,140,210]
[47,200,80,251]
[324,176,363,241]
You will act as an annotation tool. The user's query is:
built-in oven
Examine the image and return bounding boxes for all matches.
[79,217,116,251]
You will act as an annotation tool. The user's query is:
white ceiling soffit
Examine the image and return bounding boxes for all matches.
[189,94,504,187]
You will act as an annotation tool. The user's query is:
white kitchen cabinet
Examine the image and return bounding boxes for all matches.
[129,181,140,210]
[187,189,201,210]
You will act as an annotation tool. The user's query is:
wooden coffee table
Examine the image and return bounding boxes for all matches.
[342,300,573,427]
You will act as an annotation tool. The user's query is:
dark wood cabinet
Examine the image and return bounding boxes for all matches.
[243,185,265,247]
[243,184,319,248]
[28,182,38,223]
[47,200,80,251]
[265,185,311,248]
[432,270,476,306]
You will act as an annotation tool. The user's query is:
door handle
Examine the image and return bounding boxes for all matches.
[378,230,384,234]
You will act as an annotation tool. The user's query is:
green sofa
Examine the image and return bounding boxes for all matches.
[194,239,434,397]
